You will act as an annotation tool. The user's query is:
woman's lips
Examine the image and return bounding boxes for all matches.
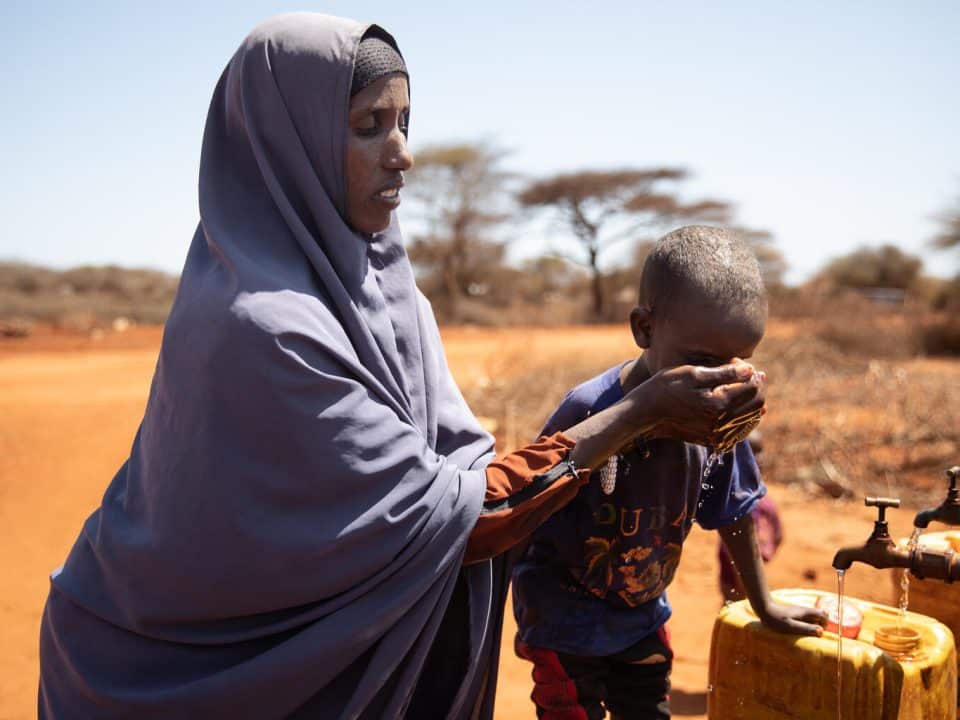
[373,185,402,208]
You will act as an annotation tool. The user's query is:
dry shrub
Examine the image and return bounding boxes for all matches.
[772,285,920,359]
[752,332,960,505]
[459,339,628,448]
[0,262,178,327]
[0,318,32,338]
[813,307,918,359]
[458,324,960,508]
[919,315,960,356]
[55,311,101,334]
[430,294,599,328]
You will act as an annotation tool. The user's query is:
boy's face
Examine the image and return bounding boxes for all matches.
[630,296,766,376]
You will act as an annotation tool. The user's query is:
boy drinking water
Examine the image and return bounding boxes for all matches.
[511,226,826,719]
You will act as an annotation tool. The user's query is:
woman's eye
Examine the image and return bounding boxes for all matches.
[399,112,410,136]
[354,116,379,136]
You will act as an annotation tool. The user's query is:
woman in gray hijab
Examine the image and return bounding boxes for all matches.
[38,13,765,720]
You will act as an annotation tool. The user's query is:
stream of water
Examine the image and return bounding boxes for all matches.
[836,569,845,720]
[899,528,922,628]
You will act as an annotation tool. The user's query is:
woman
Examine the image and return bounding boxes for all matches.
[38,14,765,719]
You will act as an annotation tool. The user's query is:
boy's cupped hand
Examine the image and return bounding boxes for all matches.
[644,359,765,446]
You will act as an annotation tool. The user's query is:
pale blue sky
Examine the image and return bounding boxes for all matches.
[2,1,958,283]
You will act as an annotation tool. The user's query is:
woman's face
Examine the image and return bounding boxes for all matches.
[345,74,413,234]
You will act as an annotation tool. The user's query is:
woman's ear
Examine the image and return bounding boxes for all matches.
[629,306,653,349]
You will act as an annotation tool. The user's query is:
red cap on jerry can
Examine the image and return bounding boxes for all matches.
[816,595,863,639]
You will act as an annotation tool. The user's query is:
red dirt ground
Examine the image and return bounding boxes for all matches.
[0,325,949,719]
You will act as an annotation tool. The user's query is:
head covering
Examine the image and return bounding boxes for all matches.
[39,13,498,720]
[351,30,408,96]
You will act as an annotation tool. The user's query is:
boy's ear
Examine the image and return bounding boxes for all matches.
[629,306,653,349]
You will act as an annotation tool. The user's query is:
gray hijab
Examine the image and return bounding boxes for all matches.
[39,13,499,719]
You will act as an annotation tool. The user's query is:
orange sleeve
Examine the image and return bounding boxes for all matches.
[463,432,590,565]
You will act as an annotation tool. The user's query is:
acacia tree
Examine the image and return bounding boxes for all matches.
[405,143,511,320]
[929,189,960,309]
[729,227,787,288]
[517,168,729,317]
[932,190,960,253]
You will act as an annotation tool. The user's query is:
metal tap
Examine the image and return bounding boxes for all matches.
[914,466,960,529]
[832,496,960,582]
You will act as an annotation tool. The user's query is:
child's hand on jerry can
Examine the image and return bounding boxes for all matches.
[643,358,765,447]
[756,598,829,637]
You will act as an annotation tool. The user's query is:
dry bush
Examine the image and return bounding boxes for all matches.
[0,318,32,337]
[749,332,959,505]
[772,282,960,359]
[919,315,960,356]
[771,285,922,359]
[0,262,178,327]
[460,339,628,448]
[458,325,960,508]
[813,307,919,359]
[816,244,923,294]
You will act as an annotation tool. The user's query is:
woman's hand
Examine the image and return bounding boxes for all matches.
[564,360,765,470]
[636,361,766,447]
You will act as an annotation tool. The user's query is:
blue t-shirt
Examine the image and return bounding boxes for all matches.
[511,362,765,657]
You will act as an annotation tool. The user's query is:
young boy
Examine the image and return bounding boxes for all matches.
[511,226,825,720]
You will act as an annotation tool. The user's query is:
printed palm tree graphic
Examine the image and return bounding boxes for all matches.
[582,537,620,596]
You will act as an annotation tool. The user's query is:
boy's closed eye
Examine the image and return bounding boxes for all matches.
[686,354,725,368]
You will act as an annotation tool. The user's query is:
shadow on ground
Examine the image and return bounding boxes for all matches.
[671,689,707,716]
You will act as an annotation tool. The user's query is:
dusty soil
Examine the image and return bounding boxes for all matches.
[1,324,956,719]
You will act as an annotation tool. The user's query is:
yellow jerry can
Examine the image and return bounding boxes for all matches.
[708,588,957,719]
[894,531,960,660]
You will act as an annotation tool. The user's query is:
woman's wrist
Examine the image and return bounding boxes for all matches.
[622,377,661,438]
[565,385,659,470]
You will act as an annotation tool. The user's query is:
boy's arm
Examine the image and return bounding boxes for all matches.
[718,514,827,636]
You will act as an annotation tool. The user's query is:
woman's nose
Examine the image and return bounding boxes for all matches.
[384,129,414,171]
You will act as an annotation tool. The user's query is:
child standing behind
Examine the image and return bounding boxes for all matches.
[511,226,825,719]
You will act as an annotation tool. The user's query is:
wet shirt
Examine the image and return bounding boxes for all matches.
[512,362,765,657]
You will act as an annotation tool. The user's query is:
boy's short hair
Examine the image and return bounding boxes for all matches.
[639,225,767,321]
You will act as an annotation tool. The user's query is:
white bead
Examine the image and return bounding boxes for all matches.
[600,454,618,495]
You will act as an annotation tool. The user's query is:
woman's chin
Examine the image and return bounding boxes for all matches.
[349,212,392,236]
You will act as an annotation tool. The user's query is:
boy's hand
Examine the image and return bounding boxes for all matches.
[757,601,828,637]
[644,361,765,446]
[719,515,825,639]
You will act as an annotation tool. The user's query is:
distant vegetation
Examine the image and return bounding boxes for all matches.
[2,152,959,356]
[0,262,178,334]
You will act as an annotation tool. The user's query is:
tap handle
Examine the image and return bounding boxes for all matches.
[947,467,959,492]
[865,496,900,523]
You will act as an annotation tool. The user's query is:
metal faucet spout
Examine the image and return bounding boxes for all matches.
[831,542,911,572]
[914,508,938,529]
[832,494,960,583]
[913,466,960,529]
